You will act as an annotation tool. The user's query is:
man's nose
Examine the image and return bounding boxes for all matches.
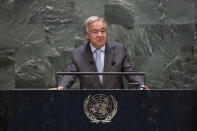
[97,31,102,36]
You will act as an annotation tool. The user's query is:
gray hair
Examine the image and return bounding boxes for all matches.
[83,16,107,34]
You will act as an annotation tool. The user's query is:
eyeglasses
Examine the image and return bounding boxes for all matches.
[89,29,106,35]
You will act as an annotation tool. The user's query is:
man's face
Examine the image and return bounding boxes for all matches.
[85,20,107,49]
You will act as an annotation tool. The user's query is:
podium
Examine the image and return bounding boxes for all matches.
[3,90,195,131]
[56,72,147,89]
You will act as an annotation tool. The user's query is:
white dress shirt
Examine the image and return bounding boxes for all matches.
[90,43,105,70]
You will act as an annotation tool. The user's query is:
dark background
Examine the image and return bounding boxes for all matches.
[0,0,196,89]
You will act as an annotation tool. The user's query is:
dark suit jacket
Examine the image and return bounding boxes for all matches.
[59,42,144,89]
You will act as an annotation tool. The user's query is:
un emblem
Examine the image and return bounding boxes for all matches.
[84,94,118,124]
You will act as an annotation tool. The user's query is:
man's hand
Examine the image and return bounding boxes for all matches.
[48,86,64,90]
[144,85,149,90]
[128,83,150,90]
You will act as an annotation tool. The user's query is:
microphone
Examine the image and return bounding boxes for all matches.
[89,59,93,65]
[111,61,116,66]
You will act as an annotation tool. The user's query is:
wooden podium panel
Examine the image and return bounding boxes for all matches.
[1,90,196,131]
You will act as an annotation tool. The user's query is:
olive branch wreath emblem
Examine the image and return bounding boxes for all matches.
[84,94,118,124]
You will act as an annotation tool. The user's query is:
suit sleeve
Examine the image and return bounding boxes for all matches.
[122,46,144,88]
[58,51,78,89]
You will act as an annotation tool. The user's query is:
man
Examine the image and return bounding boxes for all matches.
[51,16,146,90]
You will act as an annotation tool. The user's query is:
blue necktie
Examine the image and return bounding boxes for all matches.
[95,49,103,83]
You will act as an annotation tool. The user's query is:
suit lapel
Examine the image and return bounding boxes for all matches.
[103,42,114,87]
[83,42,102,87]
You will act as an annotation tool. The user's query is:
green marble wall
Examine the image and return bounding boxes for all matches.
[0,0,196,89]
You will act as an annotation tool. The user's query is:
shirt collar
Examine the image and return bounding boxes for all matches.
[90,43,105,53]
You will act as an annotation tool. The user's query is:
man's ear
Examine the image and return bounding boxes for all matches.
[85,33,89,39]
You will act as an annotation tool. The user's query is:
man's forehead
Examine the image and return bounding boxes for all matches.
[89,21,106,28]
